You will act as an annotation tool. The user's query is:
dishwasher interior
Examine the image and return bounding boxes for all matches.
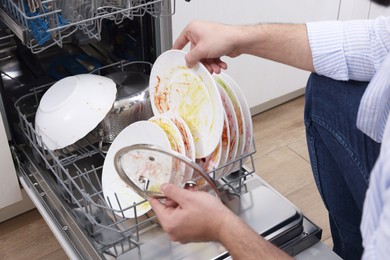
[1,1,322,259]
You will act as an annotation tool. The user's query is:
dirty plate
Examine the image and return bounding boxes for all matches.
[219,72,254,160]
[149,50,224,159]
[149,114,186,157]
[214,74,245,173]
[216,82,239,176]
[159,111,196,162]
[101,121,170,218]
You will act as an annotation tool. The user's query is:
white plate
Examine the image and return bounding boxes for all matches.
[216,111,230,179]
[217,84,239,177]
[196,140,222,175]
[159,111,196,162]
[214,74,245,173]
[219,72,253,159]
[148,114,186,156]
[102,121,170,218]
[149,113,190,184]
[149,50,224,158]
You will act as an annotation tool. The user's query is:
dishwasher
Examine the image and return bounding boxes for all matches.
[0,1,322,259]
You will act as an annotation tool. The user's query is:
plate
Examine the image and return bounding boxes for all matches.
[101,121,170,218]
[148,114,186,156]
[216,82,239,177]
[149,113,190,184]
[159,111,196,161]
[214,74,245,173]
[149,50,224,158]
[196,140,222,175]
[219,72,253,159]
[216,109,230,179]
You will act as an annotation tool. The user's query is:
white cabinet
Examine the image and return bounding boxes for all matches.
[369,2,390,18]
[0,113,22,209]
[338,0,370,20]
[172,0,340,114]
[338,0,390,20]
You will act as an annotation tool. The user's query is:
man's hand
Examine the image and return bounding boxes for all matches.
[148,183,232,243]
[173,20,240,74]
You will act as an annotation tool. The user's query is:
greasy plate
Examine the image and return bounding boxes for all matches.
[159,111,196,161]
[149,50,224,159]
[215,110,230,179]
[219,72,254,160]
[101,121,170,218]
[213,74,245,173]
[196,140,222,175]
[148,114,186,156]
[216,82,239,177]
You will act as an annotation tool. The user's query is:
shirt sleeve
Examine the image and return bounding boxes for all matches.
[306,16,390,81]
[361,113,390,259]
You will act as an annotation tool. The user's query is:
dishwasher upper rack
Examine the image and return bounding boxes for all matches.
[0,0,175,54]
[14,60,257,257]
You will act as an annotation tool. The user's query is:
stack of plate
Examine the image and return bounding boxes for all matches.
[149,50,253,178]
[102,50,254,219]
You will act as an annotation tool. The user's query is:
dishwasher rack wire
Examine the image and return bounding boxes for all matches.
[14,60,257,257]
[0,0,175,53]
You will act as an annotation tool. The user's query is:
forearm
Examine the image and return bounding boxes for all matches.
[217,212,293,260]
[233,23,314,72]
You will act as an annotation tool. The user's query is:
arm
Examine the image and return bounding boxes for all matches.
[173,20,314,74]
[149,183,292,260]
[174,18,390,80]
[361,114,390,259]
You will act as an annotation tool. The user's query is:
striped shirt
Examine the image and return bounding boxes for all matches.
[307,17,390,259]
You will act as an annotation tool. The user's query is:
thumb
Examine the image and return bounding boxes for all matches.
[185,47,204,68]
[160,183,190,204]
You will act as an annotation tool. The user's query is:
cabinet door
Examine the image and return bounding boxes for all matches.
[338,0,370,20]
[172,0,341,113]
[0,113,22,208]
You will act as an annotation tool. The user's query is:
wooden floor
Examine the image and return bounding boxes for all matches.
[0,95,332,259]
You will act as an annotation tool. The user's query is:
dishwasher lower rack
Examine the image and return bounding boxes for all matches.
[0,0,175,54]
[13,67,257,258]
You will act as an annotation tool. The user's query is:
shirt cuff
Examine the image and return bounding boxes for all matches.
[306,20,349,80]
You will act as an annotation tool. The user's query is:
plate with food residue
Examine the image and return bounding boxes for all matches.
[101,121,170,218]
[219,72,254,164]
[149,50,224,159]
[157,111,196,162]
[214,74,245,174]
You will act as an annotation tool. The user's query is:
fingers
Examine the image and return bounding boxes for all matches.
[201,58,228,74]
[164,198,179,207]
[172,32,189,50]
[185,46,203,68]
[160,183,191,204]
[216,59,228,70]
[149,183,193,213]
[148,197,167,216]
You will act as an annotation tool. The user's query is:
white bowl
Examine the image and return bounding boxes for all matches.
[35,74,117,150]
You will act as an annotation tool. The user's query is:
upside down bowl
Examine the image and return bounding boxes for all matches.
[35,74,117,150]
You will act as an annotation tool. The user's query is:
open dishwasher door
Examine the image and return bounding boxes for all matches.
[117,172,322,260]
